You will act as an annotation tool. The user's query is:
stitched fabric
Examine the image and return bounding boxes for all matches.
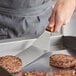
[0,0,52,39]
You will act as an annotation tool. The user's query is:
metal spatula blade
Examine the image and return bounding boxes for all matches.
[16,46,46,67]
[16,31,50,67]
[33,31,51,51]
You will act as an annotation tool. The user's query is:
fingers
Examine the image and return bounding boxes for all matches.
[48,10,55,28]
[54,13,63,32]
[46,10,55,32]
[54,20,63,32]
[46,0,75,32]
[46,25,54,32]
[47,10,64,32]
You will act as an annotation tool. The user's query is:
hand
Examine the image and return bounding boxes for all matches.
[46,0,76,32]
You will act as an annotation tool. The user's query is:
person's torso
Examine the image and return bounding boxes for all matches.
[0,0,52,39]
[0,0,49,9]
[0,0,51,16]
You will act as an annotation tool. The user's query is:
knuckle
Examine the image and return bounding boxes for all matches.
[58,17,64,24]
[64,19,70,25]
[60,19,64,23]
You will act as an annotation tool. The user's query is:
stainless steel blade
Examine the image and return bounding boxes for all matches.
[33,31,63,51]
[16,31,50,67]
[33,31,51,51]
[16,46,46,67]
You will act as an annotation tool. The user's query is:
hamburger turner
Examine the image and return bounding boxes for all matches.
[16,31,51,67]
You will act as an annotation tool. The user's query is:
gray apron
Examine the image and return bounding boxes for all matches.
[0,0,52,39]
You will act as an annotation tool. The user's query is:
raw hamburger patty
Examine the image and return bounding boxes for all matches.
[0,55,22,73]
[50,54,76,68]
[24,71,48,76]
[53,70,75,76]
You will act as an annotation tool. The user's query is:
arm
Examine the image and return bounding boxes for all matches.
[46,0,76,32]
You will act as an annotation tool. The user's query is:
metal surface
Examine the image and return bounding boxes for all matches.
[16,46,46,67]
[33,31,64,52]
[16,31,51,67]
[33,31,51,51]
[15,31,75,73]
[0,0,76,73]
[22,50,75,73]
[0,38,36,56]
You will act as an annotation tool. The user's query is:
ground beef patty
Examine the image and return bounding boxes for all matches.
[0,55,22,73]
[50,54,76,68]
[53,70,75,76]
[24,71,48,76]
[13,72,23,76]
